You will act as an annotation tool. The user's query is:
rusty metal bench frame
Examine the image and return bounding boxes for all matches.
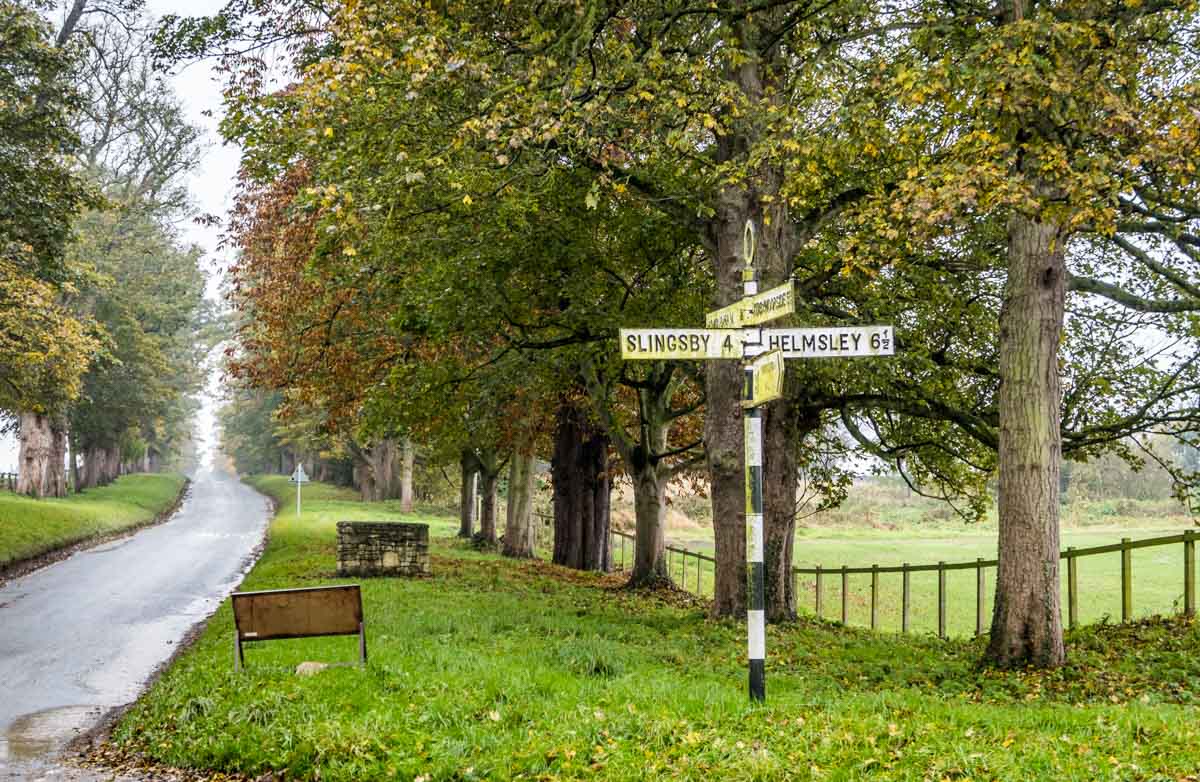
[232,584,367,670]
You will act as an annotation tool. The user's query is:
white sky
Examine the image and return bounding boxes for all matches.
[0,0,238,472]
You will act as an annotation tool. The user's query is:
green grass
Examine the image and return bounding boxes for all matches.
[608,476,1200,637]
[113,478,1200,781]
[0,473,188,567]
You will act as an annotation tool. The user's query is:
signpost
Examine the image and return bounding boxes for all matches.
[619,220,894,702]
[290,463,310,517]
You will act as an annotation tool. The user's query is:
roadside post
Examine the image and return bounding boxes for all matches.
[290,463,310,517]
[619,220,894,702]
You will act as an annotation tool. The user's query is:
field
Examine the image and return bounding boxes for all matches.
[0,473,188,567]
[601,478,1200,638]
[110,476,1200,781]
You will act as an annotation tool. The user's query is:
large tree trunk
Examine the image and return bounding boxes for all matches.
[476,449,501,546]
[104,445,120,484]
[16,412,67,498]
[986,213,1067,669]
[374,438,399,500]
[762,400,800,621]
[551,401,611,571]
[503,450,537,558]
[705,213,748,616]
[80,446,99,489]
[68,432,79,493]
[399,437,415,513]
[704,17,798,621]
[628,463,668,586]
[459,449,479,538]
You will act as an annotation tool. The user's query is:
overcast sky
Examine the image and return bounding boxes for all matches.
[0,0,238,472]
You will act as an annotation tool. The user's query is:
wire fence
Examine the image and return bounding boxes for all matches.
[608,528,1199,638]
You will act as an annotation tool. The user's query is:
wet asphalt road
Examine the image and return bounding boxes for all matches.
[0,468,268,775]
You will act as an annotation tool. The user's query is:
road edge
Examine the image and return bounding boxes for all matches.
[0,477,193,588]
[63,481,279,781]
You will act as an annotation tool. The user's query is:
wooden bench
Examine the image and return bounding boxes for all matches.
[231,584,366,670]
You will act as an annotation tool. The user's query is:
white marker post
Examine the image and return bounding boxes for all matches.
[620,220,894,702]
[290,463,310,517]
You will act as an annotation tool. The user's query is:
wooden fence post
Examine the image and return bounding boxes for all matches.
[815,565,823,619]
[870,565,879,630]
[902,564,910,634]
[1067,547,1078,630]
[975,559,985,637]
[680,550,686,586]
[841,566,849,625]
[1185,531,1195,619]
[621,535,626,571]
[698,557,704,597]
[1121,538,1132,622]
[937,561,947,640]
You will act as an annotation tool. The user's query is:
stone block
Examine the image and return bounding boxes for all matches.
[336,521,430,577]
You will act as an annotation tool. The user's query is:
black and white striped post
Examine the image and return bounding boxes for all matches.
[740,229,767,702]
[616,218,894,704]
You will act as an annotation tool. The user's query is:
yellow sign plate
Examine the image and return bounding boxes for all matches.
[705,281,795,328]
[744,350,785,407]
[620,328,743,360]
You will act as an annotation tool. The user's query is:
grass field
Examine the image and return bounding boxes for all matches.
[603,476,1200,638]
[0,473,187,567]
[111,477,1200,781]
[628,524,1198,639]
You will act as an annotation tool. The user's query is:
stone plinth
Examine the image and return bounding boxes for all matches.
[337,521,430,577]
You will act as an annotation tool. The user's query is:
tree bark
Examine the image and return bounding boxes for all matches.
[399,437,415,512]
[706,212,749,618]
[629,462,668,586]
[357,454,376,501]
[68,432,79,493]
[16,412,67,498]
[503,449,537,558]
[104,445,120,484]
[476,449,501,546]
[551,401,611,571]
[986,212,1067,669]
[373,438,399,500]
[459,449,479,538]
[703,14,800,621]
[80,446,98,489]
[761,400,801,621]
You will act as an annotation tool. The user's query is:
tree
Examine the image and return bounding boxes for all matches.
[551,398,612,572]
[857,0,1200,666]
[0,0,97,497]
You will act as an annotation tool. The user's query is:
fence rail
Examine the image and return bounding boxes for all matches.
[607,528,1200,639]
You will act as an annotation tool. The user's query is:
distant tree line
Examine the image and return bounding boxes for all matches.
[1,0,212,496]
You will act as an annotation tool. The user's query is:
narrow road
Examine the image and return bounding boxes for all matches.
[0,468,269,777]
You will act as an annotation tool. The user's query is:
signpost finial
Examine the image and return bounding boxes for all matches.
[743,219,756,269]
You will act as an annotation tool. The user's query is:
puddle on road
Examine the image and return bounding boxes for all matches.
[0,705,103,762]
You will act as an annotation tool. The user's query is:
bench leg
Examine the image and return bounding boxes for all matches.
[359,622,367,665]
[234,633,244,671]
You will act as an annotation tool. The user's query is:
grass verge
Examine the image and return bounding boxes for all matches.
[111,477,1200,781]
[0,473,188,568]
